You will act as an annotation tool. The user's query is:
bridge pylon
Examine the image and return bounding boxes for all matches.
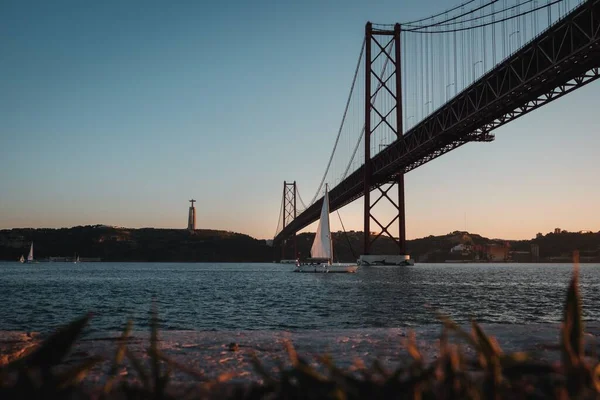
[280,181,298,262]
[361,22,413,266]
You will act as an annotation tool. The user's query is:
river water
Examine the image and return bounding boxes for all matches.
[1,262,598,334]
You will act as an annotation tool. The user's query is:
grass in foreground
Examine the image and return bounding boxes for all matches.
[1,258,599,399]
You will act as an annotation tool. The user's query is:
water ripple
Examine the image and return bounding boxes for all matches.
[0,262,598,333]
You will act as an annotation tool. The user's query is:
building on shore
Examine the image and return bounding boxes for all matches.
[187,199,196,231]
[486,243,510,261]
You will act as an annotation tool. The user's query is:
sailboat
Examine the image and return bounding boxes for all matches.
[74,254,80,264]
[294,185,358,273]
[25,242,36,264]
[19,255,24,263]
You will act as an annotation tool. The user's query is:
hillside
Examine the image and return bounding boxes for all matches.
[1,226,598,263]
[0,226,272,262]
[285,229,600,263]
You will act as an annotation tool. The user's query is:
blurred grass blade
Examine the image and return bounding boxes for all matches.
[372,359,389,379]
[250,353,277,386]
[158,352,206,381]
[562,258,584,367]
[593,363,600,392]
[471,321,502,367]
[57,355,103,389]
[283,340,298,366]
[102,320,132,394]
[125,348,149,390]
[588,334,597,359]
[499,352,528,368]
[290,357,328,383]
[158,363,172,396]
[318,354,363,397]
[215,372,235,383]
[149,300,161,391]
[438,326,449,359]
[407,330,423,363]
[18,313,91,370]
[501,362,557,379]
[435,312,478,350]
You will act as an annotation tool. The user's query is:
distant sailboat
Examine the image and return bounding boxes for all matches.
[294,185,358,273]
[19,255,24,263]
[25,243,35,264]
[74,254,80,264]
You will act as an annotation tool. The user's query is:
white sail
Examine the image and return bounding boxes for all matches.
[27,243,34,261]
[310,188,332,262]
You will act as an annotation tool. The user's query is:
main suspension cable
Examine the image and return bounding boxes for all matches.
[309,39,365,206]
[403,0,501,29]
[296,184,308,211]
[402,0,477,25]
[341,49,393,181]
[408,0,536,30]
[273,191,284,239]
[405,0,563,33]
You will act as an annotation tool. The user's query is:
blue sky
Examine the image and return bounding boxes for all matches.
[1,0,598,240]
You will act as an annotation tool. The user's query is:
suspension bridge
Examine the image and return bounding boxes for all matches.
[273,0,600,263]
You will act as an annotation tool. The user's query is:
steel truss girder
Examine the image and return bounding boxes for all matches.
[274,0,600,245]
[399,66,600,175]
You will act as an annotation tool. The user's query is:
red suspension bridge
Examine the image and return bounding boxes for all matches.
[274,0,600,262]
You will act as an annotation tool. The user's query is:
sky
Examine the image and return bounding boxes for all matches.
[1,0,598,241]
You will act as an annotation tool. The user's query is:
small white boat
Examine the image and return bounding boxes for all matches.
[294,185,358,274]
[19,255,24,263]
[25,243,37,264]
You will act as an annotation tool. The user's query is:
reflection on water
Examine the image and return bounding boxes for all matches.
[0,262,598,333]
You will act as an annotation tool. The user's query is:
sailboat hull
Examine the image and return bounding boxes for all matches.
[294,264,358,274]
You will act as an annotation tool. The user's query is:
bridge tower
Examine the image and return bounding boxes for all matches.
[361,22,412,265]
[281,181,297,261]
